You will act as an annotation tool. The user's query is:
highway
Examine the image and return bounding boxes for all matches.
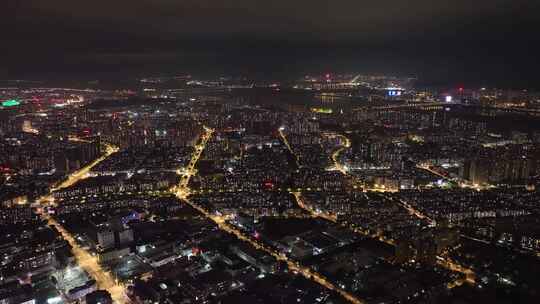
[35,141,126,303]
[174,127,366,304]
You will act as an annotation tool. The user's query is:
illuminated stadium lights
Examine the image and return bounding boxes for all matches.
[1,99,21,107]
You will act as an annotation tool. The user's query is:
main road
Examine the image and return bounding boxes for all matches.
[35,141,126,303]
[291,191,337,222]
[174,126,214,198]
[38,142,119,205]
[330,134,351,176]
[278,127,300,168]
[326,133,365,190]
[416,163,493,191]
[43,214,126,303]
[174,127,366,304]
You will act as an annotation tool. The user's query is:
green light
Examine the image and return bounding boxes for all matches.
[1,99,21,107]
[311,107,332,114]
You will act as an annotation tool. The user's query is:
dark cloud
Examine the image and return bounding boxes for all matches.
[12,0,538,41]
[3,0,540,87]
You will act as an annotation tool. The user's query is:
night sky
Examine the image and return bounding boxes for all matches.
[3,0,540,87]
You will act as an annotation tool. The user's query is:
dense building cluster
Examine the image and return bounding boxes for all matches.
[1,76,539,303]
